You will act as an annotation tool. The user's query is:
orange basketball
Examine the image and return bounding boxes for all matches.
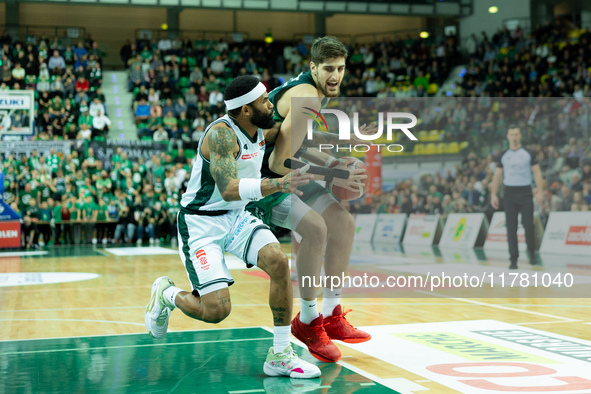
[329,157,370,201]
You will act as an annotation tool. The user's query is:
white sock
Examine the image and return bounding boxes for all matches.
[273,325,291,354]
[162,286,183,309]
[299,298,319,325]
[321,288,341,317]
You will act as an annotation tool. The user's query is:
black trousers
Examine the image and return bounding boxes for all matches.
[503,186,536,262]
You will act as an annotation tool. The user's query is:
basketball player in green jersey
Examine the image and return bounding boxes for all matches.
[248,37,371,363]
[145,76,320,378]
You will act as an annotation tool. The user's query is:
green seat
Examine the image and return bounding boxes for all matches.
[185,149,195,159]
[141,136,153,141]
[187,57,196,67]
[179,77,190,88]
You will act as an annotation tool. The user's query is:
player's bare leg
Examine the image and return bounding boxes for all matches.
[320,203,371,343]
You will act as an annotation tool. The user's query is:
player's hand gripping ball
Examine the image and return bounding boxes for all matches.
[328,157,370,201]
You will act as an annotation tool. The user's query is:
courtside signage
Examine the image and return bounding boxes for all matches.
[541,212,591,255]
[484,212,527,251]
[402,214,440,246]
[353,214,377,243]
[439,213,487,248]
[372,214,407,243]
[0,220,20,248]
[0,90,35,136]
[340,320,591,393]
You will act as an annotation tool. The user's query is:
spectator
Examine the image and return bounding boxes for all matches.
[153,126,169,142]
[21,215,38,249]
[128,64,144,92]
[48,50,66,75]
[89,97,106,118]
[75,75,89,92]
[91,110,111,138]
[134,98,150,125]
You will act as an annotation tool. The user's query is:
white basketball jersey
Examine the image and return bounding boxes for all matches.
[181,115,266,213]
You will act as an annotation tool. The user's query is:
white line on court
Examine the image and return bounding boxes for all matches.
[338,361,430,393]
[1,337,272,356]
[516,320,583,325]
[4,302,588,314]
[0,318,146,327]
[415,290,579,322]
[0,326,268,342]
[0,251,48,257]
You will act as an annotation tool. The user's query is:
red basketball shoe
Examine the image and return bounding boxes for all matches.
[291,312,341,362]
[323,305,371,343]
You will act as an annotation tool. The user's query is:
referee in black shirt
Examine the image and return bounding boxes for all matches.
[491,126,545,269]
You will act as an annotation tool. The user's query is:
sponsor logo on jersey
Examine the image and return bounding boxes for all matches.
[196,249,210,271]
[241,152,259,160]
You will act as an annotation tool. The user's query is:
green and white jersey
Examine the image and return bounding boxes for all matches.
[181,115,266,214]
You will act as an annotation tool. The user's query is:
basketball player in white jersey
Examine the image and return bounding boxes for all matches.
[144,76,320,378]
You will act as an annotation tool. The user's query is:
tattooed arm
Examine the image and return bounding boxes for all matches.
[208,125,312,201]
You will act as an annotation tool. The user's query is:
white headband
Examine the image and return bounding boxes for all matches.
[224,82,266,111]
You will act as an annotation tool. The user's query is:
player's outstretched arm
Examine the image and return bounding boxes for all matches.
[209,125,312,201]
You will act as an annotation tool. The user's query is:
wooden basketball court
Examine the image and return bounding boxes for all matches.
[1,244,590,393]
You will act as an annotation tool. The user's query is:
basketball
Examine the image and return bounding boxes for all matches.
[329,157,370,201]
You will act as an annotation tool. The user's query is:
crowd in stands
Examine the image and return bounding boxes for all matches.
[347,93,591,219]
[122,32,458,144]
[462,22,591,98]
[0,30,108,141]
[348,147,591,227]
[2,20,591,248]
[2,146,190,247]
[343,21,591,220]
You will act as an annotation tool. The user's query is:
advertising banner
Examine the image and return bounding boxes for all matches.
[540,212,591,256]
[341,320,591,393]
[372,213,407,243]
[0,220,20,248]
[88,140,168,170]
[402,214,441,246]
[439,213,488,248]
[354,213,377,243]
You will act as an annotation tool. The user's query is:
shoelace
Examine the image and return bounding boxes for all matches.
[327,309,356,329]
[156,307,169,325]
[310,321,332,345]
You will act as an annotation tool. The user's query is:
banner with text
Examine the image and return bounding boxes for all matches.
[88,140,168,170]
[372,213,407,243]
[341,320,591,393]
[0,140,72,159]
[353,213,377,243]
[540,212,591,256]
[402,214,441,246]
